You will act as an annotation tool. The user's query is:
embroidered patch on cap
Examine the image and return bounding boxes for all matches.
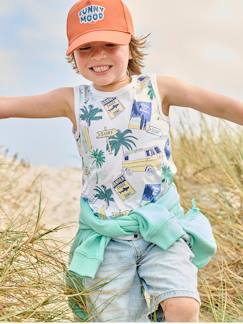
[78,5,105,24]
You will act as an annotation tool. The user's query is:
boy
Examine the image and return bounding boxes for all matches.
[1,0,243,321]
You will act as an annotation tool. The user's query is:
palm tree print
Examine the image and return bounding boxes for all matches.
[80,104,102,126]
[106,129,138,156]
[94,185,114,207]
[161,165,173,184]
[91,149,105,167]
[148,81,156,100]
[91,149,106,183]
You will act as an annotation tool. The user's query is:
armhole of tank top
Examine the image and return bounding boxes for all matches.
[73,86,81,140]
[150,73,170,123]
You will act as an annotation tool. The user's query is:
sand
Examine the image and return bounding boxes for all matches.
[0,155,83,256]
[29,165,82,250]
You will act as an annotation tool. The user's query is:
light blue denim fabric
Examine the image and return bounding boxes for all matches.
[78,233,200,322]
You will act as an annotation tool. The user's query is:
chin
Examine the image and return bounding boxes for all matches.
[92,76,116,86]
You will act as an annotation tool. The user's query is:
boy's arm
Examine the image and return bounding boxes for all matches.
[0,87,74,121]
[157,75,243,125]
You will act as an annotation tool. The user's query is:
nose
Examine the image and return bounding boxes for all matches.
[91,46,106,60]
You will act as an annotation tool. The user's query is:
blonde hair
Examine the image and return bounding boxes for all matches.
[66,34,151,76]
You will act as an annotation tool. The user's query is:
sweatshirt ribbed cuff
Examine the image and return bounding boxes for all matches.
[149,217,185,249]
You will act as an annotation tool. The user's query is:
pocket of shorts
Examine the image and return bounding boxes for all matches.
[181,233,195,259]
[181,233,192,247]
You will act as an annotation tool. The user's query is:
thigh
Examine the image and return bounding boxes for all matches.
[138,234,200,321]
[83,239,149,322]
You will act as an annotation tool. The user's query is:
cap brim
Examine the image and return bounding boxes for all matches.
[66,30,131,56]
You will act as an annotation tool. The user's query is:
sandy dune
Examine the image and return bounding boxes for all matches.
[31,166,82,251]
[0,155,83,257]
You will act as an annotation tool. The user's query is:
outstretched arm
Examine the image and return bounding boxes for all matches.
[0,87,73,120]
[157,75,243,125]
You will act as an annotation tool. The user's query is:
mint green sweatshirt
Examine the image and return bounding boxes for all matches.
[68,183,217,279]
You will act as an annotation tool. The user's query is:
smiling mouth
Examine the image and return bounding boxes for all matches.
[89,65,112,73]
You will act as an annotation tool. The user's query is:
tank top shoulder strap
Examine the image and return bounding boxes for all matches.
[72,84,91,141]
[148,73,170,122]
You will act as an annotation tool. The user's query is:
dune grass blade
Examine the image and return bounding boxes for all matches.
[0,114,242,321]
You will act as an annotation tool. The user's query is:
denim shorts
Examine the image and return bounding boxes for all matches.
[77,233,200,322]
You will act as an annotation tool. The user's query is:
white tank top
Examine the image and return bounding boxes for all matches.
[72,74,177,218]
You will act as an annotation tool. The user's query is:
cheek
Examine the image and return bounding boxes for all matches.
[74,55,84,69]
[115,50,130,68]
[73,52,87,72]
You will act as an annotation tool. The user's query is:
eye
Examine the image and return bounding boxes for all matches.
[78,46,91,51]
[105,43,117,48]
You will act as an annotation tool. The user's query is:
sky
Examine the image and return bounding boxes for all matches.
[0,0,242,168]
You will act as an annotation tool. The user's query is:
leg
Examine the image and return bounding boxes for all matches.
[69,238,149,322]
[137,234,201,321]
[160,297,200,322]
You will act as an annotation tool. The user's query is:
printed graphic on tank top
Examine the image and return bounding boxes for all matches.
[72,74,177,218]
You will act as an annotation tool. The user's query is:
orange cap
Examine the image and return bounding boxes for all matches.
[66,0,134,56]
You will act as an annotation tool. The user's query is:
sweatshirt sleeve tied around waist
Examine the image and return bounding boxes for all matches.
[68,183,217,279]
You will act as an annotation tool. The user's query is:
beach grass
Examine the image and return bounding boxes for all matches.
[0,113,242,322]
[172,114,243,322]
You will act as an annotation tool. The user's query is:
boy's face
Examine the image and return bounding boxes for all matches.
[73,41,131,89]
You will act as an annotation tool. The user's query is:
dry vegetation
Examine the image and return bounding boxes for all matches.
[0,153,77,321]
[172,115,243,322]
[0,114,242,322]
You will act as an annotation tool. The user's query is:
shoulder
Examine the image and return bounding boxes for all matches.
[52,86,76,123]
[59,86,76,126]
[155,74,193,108]
[150,74,178,116]
[47,87,74,115]
[58,86,74,107]
[64,84,91,131]
[130,74,170,116]
[155,74,181,98]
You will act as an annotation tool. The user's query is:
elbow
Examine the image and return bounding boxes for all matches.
[0,98,16,119]
[0,112,10,120]
[221,101,243,125]
[0,99,8,119]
